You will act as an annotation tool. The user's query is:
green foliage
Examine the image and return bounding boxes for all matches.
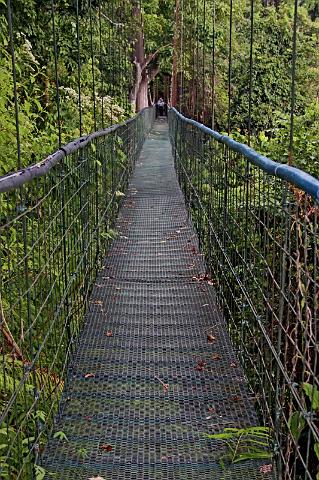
[303,382,319,411]
[0,0,130,175]
[53,431,69,442]
[0,355,63,478]
[288,411,306,441]
[206,426,272,467]
[178,0,319,177]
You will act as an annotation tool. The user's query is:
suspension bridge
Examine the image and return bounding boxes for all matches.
[0,1,319,480]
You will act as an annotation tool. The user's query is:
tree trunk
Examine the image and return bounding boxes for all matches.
[129,5,145,112]
[129,3,162,112]
[136,71,149,111]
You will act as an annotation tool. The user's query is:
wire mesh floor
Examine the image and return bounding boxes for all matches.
[43,120,274,479]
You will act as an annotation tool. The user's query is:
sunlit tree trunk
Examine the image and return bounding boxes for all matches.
[129,3,161,112]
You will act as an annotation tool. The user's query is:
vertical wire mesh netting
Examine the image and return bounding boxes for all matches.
[169,109,319,480]
[0,107,155,479]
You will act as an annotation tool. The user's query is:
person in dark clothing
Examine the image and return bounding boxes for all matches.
[156,97,165,116]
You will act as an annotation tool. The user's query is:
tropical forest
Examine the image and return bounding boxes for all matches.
[0,0,318,479]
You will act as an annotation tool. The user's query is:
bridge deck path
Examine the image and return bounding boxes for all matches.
[44,120,273,479]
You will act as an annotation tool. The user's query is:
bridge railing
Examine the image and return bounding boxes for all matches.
[169,108,319,479]
[0,106,155,479]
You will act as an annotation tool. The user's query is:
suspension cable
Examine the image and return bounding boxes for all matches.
[202,0,206,124]
[195,0,199,120]
[110,0,114,123]
[191,0,197,117]
[89,0,97,131]
[75,0,82,136]
[6,0,21,169]
[211,0,216,130]
[98,0,104,128]
[289,0,298,166]
[179,0,184,111]
[247,0,254,146]
[51,0,61,148]
[227,0,233,136]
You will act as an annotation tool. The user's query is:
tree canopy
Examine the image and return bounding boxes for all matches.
[0,0,318,176]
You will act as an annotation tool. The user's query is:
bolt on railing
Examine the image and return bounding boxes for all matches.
[0,106,155,479]
[169,107,319,480]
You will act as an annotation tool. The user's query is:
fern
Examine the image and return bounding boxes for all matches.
[207,426,272,465]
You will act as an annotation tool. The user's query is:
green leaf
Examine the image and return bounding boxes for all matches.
[35,410,46,423]
[233,451,272,462]
[115,190,125,198]
[53,431,68,442]
[35,465,46,480]
[288,411,305,441]
[302,383,319,411]
[314,443,319,461]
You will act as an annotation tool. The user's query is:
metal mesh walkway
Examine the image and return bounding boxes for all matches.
[43,120,273,479]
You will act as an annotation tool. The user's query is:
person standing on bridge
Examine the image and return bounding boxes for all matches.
[156,97,165,117]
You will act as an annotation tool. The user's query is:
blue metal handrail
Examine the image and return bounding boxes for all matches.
[171,108,319,201]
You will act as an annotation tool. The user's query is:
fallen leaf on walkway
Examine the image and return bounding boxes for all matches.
[202,303,209,307]
[84,373,95,379]
[231,395,242,402]
[207,406,216,413]
[192,273,213,283]
[155,375,169,391]
[89,476,106,480]
[211,353,222,360]
[207,334,216,343]
[105,331,113,337]
[100,444,113,452]
[230,362,237,368]
[195,360,207,371]
[90,299,103,305]
[259,464,273,474]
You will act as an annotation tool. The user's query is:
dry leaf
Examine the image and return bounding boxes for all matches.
[230,362,237,368]
[90,299,103,305]
[231,395,242,402]
[84,373,95,379]
[259,464,273,474]
[211,353,222,360]
[155,375,169,391]
[195,359,207,371]
[89,477,106,480]
[100,444,113,452]
[207,334,216,343]
[105,331,113,337]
